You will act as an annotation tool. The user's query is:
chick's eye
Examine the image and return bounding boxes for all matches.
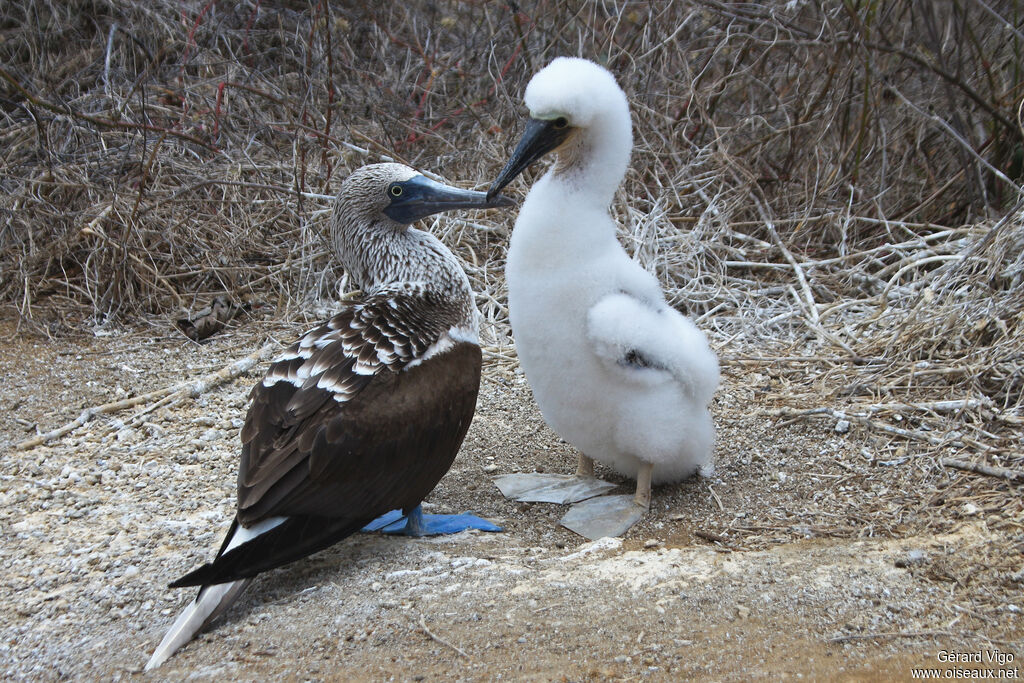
[389,184,403,197]
[553,117,568,129]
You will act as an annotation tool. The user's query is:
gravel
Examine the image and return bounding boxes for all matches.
[1,316,1020,680]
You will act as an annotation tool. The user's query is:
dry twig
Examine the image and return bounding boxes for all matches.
[418,614,471,660]
[940,458,1024,483]
[15,342,276,451]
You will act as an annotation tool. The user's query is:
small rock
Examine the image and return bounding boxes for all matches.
[894,549,929,568]
[200,428,222,442]
[834,419,850,434]
[643,539,661,550]
[482,464,499,473]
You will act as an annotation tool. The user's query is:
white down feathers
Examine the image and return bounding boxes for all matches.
[504,58,719,485]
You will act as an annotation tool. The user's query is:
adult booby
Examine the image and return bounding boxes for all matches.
[487,58,719,540]
[145,163,511,669]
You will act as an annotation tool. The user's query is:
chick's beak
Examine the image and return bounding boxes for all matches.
[384,175,514,225]
[487,117,573,200]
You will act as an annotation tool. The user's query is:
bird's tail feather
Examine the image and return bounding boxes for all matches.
[144,578,251,671]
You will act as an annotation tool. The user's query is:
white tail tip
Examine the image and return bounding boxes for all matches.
[144,579,248,670]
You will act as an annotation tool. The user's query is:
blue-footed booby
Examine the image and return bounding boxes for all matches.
[145,163,511,669]
[487,58,719,540]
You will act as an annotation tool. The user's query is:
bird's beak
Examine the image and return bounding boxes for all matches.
[487,117,573,200]
[384,175,515,225]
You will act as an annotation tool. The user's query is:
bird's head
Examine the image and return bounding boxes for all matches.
[488,57,630,200]
[338,163,513,227]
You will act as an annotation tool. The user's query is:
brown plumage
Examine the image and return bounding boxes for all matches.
[145,164,510,670]
[171,289,481,587]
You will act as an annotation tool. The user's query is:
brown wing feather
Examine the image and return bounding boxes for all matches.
[245,341,481,522]
[237,287,469,523]
[170,345,480,587]
[170,289,480,587]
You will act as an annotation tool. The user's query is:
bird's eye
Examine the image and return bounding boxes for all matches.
[389,184,403,197]
[553,117,569,129]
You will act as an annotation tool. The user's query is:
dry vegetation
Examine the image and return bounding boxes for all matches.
[2,0,1023,667]
[3,1,1023,465]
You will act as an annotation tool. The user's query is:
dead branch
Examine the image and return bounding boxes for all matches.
[14,342,276,451]
[0,65,219,153]
[769,405,997,452]
[828,630,959,644]
[940,458,1024,482]
[863,398,993,415]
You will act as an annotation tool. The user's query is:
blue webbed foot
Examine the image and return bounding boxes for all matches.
[362,506,502,536]
[361,509,405,532]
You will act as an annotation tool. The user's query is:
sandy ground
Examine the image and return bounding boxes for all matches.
[1,313,1021,681]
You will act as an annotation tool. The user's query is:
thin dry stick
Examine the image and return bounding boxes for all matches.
[769,406,997,452]
[933,195,1024,289]
[103,23,117,98]
[105,389,181,436]
[751,198,856,355]
[940,458,1024,482]
[749,198,817,320]
[14,342,277,451]
[0,64,218,153]
[828,630,959,644]
[694,529,730,544]
[80,221,185,309]
[418,614,471,659]
[887,83,1024,197]
[863,398,993,414]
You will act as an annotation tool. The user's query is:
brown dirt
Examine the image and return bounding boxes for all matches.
[1,313,1021,681]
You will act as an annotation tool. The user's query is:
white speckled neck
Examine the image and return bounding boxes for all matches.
[328,165,478,332]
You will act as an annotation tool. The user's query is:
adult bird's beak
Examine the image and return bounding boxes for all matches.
[384,175,515,225]
[487,117,573,200]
